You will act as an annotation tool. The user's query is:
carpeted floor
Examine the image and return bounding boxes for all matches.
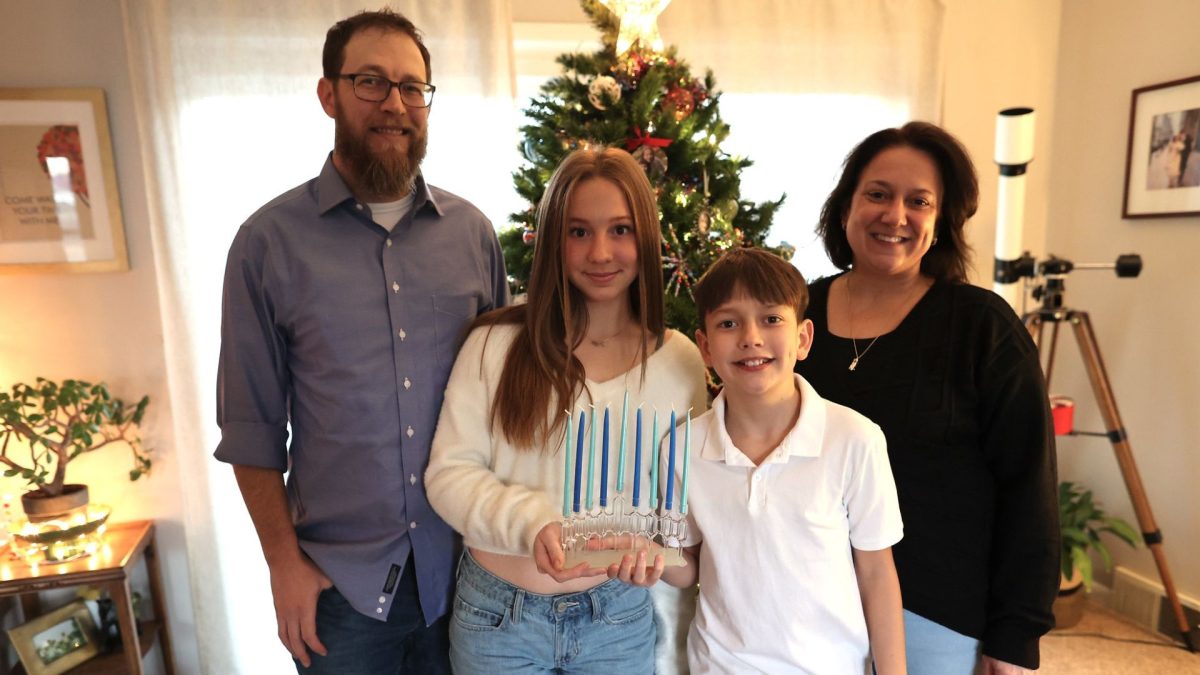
[1040,599,1200,673]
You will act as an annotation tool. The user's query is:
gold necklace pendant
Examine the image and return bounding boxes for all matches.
[848,334,880,372]
[846,274,881,372]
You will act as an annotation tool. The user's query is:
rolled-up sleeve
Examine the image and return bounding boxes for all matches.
[214,224,291,471]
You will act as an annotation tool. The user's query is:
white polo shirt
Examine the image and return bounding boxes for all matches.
[676,374,902,674]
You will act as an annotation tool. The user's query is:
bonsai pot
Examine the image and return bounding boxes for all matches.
[20,484,90,522]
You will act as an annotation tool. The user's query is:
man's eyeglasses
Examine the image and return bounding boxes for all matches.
[338,74,436,108]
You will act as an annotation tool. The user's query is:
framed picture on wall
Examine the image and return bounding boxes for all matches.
[0,88,129,273]
[1122,74,1200,218]
[6,600,102,675]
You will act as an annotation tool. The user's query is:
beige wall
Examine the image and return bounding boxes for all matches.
[0,1,200,672]
[1046,0,1200,600]
[942,0,1063,286]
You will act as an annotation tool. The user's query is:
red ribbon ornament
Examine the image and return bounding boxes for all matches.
[625,126,672,152]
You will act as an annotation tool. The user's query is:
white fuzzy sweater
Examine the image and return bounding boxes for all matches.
[427,322,708,556]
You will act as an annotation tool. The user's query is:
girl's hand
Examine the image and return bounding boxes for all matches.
[532,522,606,582]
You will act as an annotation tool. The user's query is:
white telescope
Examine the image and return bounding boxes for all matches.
[993,107,1036,309]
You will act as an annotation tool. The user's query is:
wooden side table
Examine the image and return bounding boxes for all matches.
[0,520,175,675]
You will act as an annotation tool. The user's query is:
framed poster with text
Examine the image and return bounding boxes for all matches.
[0,88,128,273]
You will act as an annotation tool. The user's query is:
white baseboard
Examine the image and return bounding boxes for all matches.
[1091,565,1200,641]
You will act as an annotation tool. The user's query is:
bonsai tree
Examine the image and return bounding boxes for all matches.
[1059,480,1139,591]
[0,378,151,498]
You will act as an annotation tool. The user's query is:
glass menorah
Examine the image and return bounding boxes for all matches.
[558,399,691,568]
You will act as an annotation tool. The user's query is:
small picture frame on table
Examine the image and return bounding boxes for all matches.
[1122,74,1200,218]
[6,600,101,675]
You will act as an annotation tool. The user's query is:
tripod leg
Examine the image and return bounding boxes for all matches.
[1024,312,1062,390]
[1024,312,1042,346]
[1071,311,1198,651]
[1045,321,1062,390]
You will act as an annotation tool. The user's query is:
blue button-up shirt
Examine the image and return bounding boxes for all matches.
[215,156,509,624]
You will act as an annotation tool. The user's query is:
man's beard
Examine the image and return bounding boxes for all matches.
[334,105,428,199]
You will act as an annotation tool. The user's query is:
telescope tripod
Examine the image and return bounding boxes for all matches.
[1025,278,1197,651]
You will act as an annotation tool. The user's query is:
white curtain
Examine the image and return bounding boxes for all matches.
[119,2,516,672]
[659,0,945,279]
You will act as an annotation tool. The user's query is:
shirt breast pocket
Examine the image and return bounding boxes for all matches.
[433,293,479,373]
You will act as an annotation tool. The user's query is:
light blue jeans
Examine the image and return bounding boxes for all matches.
[904,609,982,675]
[450,550,656,674]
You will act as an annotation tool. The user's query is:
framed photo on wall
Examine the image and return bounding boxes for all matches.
[6,600,102,675]
[0,88,129,273]
[1122,74,1200,218]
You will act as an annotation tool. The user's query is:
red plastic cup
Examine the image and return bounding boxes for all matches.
[1050,396,1075,436]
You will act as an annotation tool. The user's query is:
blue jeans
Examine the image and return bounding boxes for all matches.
[450,550,656,674]
[297,556,450,675]
[904,609,982,675]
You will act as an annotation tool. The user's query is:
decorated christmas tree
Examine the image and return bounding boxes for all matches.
[500,0,789,335]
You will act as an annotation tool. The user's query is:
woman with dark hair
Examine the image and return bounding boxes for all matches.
[426,147,706,674]
[796,122,1059,674]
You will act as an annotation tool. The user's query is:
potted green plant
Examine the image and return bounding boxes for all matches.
[1055,480,1139,627]
[0,378,151,520]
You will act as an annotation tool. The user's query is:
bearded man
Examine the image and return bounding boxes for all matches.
[215,9,508,673]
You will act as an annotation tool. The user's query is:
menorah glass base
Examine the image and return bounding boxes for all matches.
[559,500,689,569]
[563,545,686,568]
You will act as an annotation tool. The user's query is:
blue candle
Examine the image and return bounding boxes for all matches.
[573,409,585,513]
[616,390,629,493]
[650,409,660,510]
[600,406,610,507]
[665,409,677,511]
[586,405,596,511]
[632,407,643,507]
[562,411,573,517]
[681,408,692,515]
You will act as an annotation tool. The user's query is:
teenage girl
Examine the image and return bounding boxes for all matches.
[427,147,708,673]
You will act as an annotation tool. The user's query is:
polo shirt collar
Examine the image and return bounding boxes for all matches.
[315,153,443,218]
[701,373,828,466]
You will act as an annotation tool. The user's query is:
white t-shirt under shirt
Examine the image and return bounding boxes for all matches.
[366,192,414,231]
[676,373,903,675]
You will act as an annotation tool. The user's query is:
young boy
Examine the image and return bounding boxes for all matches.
[611,248,906,674]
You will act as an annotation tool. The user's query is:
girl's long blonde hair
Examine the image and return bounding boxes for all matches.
[475,147,665,448]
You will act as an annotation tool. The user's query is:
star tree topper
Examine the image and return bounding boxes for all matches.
[600,0,673,54]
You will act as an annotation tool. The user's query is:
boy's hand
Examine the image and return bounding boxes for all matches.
[532,522,607,582]
[584,534,668,587]
[605,547,666,587]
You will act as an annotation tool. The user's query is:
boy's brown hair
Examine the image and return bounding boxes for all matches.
[694,248,808,330]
